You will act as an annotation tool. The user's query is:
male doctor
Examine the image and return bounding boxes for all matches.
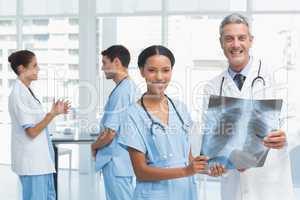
[91,45,138,200]
[201,13,295,200]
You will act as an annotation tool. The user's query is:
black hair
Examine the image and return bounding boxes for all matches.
[101,45,130,68]
[8,50,35,75]
[137,45,175,68]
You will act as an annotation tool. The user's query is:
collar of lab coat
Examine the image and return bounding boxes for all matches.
[15,78,45,117]
[227,56,253,79]
[16,78,32,96]
[222,57,262,97]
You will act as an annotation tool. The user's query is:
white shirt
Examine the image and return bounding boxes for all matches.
[202,57,295,200]
[8,79,55,175]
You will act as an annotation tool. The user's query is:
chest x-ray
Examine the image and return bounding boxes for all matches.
[201,95,282,169]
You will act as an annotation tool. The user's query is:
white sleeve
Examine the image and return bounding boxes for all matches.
[269,64,300,152]
[281,99,300,152]
[13,90,38,128]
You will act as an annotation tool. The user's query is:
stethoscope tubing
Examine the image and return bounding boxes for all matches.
[140,93,184,135]
[219,60,266,96]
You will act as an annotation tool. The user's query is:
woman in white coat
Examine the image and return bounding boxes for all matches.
[8,50,70,200]
[201,13,295,200]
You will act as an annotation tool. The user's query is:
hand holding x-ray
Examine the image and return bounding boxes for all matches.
[263,130,286,149]
[201,95,283,170]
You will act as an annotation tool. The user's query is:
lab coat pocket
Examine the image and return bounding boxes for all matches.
[255,149,288,183]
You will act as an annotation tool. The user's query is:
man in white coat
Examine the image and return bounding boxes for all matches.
[201,13,295,200]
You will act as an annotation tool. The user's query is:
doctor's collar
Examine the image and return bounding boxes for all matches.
[228,56,253,79]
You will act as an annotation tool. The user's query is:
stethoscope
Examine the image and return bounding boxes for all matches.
[219,60,266,97]
[28,87,41,104]
[140,93,184,135]
[140,93,186,160]
[108,76,128,98]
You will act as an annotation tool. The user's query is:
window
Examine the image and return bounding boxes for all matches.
[0,1,299,195]
[23,0,78,15]
[252,14,300,120]
[97,16,161,65]
[32,19,49,26]
[0,20,16,139]
[96,16,161,115]
[8,49,16,55]
[68,33,79,41]
[0,20,15,26]
[0,19,16,72]
[69,49,79,56]
[0,0,16,16]
[69,18,79,26]
[69,64,79,70]
[22,17,79,116]
[167,15,225,114]
[167,0,246,12]
[8,79,15,88]
[0,35,16,41]
[97,0,161,14]
[253,0,300,11]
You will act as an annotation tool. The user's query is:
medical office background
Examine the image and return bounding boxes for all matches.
[0,0,300,199]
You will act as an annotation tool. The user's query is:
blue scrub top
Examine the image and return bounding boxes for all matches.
[118,99,198,200]
[95,78,138,177]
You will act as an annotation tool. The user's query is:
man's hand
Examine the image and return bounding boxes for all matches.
[263,130,286,149]
[91,143,97,158]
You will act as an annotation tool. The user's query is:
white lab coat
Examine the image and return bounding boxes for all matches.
[8,79,55,175]
[202,57,295,200]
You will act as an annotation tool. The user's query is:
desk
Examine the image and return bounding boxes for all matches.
[52,133,97,200]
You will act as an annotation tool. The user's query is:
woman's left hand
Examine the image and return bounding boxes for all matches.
[63,100,71,114]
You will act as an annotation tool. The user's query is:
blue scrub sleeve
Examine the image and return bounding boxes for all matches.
[102,91,131,132]
[118,114,147,154]
[22,124,35,130]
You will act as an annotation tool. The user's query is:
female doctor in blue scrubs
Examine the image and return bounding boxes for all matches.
[8,50,70,200]
[118,45,225,200]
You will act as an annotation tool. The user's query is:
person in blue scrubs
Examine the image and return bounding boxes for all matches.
[8,50,70,200]
[91,45,138,200]
[118,45,226,200]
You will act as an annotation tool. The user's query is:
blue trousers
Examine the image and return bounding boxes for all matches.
[102,161,134,200]
[19,173,56,200]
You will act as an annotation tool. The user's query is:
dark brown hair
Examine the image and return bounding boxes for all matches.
[101,45,130,68]
[8,50,35,75]
[138,45,175,68]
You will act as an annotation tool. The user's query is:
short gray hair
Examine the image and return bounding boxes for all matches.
[219,13,251,36]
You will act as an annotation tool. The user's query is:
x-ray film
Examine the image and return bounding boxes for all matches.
[200,95,283,169]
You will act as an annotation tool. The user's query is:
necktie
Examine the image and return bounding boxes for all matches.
[234,74,246,90]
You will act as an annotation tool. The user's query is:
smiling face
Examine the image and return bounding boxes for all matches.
[220,23,253,72]
[140,54,172,96]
